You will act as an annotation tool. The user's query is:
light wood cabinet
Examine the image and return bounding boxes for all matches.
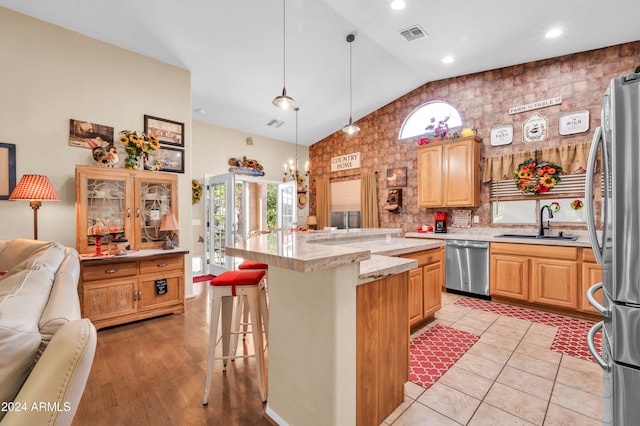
[417,136,481,208]
[491,243,582,311]
[401,247,444,328]
[356,272,408,426]
[75,165,178,254]
[79,252,186,330]
[580,249,603,314]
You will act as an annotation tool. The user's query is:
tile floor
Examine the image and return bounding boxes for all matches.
[384,292,603,425]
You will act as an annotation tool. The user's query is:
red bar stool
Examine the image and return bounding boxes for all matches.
[234,260,269,343]
[203,269,269,404]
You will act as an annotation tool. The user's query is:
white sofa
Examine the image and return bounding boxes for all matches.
[0,239,96,426]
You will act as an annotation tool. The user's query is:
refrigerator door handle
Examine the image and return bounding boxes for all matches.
[585,126,603,264]
[586,282,610,317]
[587,321,610,372]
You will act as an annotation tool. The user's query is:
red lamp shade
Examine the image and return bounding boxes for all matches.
[9,174,60,240]
[9,175,60,201]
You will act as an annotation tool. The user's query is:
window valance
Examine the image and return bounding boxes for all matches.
[482,141,591,183]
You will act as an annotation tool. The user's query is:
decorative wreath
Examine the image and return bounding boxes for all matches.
[514,159,563,195]
[192,180,203,204]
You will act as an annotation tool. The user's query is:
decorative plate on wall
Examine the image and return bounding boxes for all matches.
[522,112,548,143]
[490,125,513,146]
[559,110,590,135]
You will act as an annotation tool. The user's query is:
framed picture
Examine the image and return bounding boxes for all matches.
[386,167,407,187]
[0,143,17,200]
[559,110,590,135]
[151,146,184,174]
[69,119,114,148]
[144,115,184,147]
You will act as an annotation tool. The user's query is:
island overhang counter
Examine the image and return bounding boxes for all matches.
[226,229,441,425]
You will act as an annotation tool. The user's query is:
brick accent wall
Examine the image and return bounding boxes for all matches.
[309,42,640,233]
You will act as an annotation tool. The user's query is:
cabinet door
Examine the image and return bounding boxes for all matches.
[490,254,529,300]
[417,145,443,207]
[530,259,578,309]
[581,262,603,314]
[423,260,443,318]
[82,278,137,322]
[138,271,183,311]
[443,139,479,207]
[408,268,424,327]
[134,173,178,250]
[76,166,133,255]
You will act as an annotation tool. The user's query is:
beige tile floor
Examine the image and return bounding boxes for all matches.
[384,292,603,426]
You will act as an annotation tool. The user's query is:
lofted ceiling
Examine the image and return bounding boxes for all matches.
[1,0,639,146]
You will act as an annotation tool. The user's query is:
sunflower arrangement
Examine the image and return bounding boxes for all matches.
[192,180,203,204]
[118,130,161,169]
[514,158,563,194]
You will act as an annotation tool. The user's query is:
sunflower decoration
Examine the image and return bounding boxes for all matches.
[514,158,563,195]
[192,180,203,204]
[118,130,161,169]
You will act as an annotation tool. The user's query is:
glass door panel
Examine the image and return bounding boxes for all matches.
[137,179,175,247]
[205,173,235,275]
[278,180,297,229]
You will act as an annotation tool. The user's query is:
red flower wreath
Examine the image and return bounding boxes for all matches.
[514,159,563,195]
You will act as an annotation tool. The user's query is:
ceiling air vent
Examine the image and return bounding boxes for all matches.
[266,119,285,128]
[399,25,428,41]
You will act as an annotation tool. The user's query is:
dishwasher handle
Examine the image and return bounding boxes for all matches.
[446,240,489,250]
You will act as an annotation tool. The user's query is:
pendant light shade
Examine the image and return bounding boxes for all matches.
[273,0,295,109]
[342,33,360,135]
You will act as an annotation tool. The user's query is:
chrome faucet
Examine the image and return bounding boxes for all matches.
[538,204,554,237]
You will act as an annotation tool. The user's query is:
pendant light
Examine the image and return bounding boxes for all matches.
[272,0,295,109]
[283,107,310,185]
[342,33,360,135]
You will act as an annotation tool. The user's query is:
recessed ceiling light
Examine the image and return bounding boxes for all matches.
[545,28,562,38]
[390,0,406,10]
[442,56,454,64]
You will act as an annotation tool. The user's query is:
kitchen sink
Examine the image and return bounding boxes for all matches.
[495,233,578,241]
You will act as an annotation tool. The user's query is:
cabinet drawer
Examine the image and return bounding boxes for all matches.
[402,248,443,267]
[139,256,183,274]
[491,242,577,260]
[82,261,137,281]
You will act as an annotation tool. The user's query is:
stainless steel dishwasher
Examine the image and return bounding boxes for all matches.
[445,240,490,297]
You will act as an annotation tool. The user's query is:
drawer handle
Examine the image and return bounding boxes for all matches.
[157,263,168,267]
[105,269,118,274]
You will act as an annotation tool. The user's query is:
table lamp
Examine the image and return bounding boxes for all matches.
[9,174,60,240]
[159,213,179,249]
[307,215,317,230]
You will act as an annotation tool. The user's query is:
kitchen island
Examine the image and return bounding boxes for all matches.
[226,229,441,426]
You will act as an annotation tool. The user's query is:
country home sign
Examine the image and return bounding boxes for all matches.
[331,152,361,172]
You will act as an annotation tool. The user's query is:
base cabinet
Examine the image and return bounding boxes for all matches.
[580,249,603,314]
[80,252,186,329]
[356,272,408,426]
[401,247,444,329]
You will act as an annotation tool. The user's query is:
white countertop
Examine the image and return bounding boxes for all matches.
[226,229,442,284]
[405,227,594,248]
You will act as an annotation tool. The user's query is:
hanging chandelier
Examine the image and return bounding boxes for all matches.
[283,107,310,187]
[272,0,295,109]
[342,33,360,135]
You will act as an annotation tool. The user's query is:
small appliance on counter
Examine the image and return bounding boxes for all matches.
[435,212,447,233]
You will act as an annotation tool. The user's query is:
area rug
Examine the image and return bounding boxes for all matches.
[193,274,214,283]
[410,324,480,389]
[454,297,601,362]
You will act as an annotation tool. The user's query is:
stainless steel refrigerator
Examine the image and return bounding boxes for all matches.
[586,72,640,426]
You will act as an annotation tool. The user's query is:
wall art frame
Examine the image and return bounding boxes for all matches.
[69,119,114,148]
[0,142,17,200]
[150,146,184,174]
[144,115,184,147]
[386,167,407,187]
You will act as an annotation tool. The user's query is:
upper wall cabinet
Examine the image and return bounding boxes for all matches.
[417,136,482,208]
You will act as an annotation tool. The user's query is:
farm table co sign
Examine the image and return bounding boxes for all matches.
[331,152,361,172]
[508,97,562,115]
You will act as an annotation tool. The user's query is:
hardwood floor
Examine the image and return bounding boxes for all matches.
[72,282,271,426]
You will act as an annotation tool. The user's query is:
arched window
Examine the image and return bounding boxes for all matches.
[398,101,463,140]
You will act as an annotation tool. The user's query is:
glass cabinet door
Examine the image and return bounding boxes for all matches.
[134,174,178,249]
[76,168,132,255]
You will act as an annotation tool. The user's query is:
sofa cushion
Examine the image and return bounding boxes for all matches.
[0,266,55,407]
[0,239,65,274]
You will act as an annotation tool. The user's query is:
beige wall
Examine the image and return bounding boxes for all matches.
[0,7,195,292]
[190,120,309,265]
